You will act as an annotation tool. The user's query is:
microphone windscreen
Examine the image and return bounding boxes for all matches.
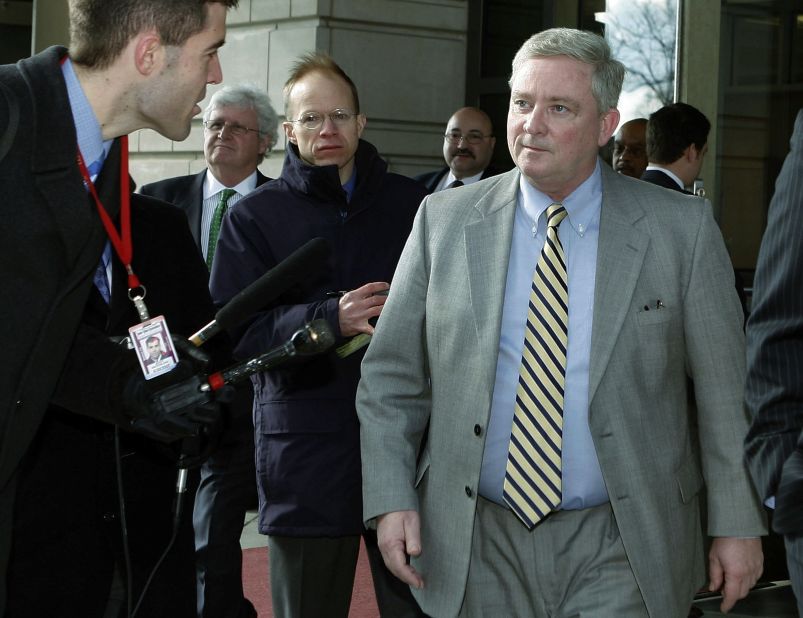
[216,237,329,330]
[295,319,336,355]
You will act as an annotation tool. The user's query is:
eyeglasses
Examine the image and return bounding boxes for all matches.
[203,120,261,137]
[444,131,492,145]
[286,109,357,131]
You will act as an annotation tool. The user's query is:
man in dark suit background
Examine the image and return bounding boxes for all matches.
[415,106,500,193]
[140,83,279,618]
[641,102,709,193]
[745,109,803,614]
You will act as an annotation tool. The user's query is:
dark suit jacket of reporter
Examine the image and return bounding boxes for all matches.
[745,109,803,535]
[414,165,501,195]
[139,168,270,248]
[9,188,222,616]
[0,45,128,491]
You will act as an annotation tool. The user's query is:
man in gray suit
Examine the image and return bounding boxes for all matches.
[357,28,765,617]
[745,109,803,613]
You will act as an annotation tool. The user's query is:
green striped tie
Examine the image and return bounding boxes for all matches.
[207,188,236,269]
[503,203,569,529]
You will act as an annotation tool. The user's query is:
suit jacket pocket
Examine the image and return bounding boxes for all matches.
[635,307,674,326]
[675,454,704,503]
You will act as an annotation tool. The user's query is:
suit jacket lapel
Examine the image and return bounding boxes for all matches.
[588,166,650,403]
[465,170,519,361]
[25,47,102,277]
[178,171,206,250]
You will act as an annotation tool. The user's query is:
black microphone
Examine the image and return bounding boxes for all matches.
[190,237,330,345]
[202,320,335,391]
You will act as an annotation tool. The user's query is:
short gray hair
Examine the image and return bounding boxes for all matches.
[204,84,279,158]
[510,28,624,114]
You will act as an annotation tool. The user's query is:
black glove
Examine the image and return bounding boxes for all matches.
[122,360,226,444]
[174,384,235,469]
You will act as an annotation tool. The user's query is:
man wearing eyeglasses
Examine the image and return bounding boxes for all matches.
[415,107,501,194]
[140,83,278,618]
[209,53,428,618]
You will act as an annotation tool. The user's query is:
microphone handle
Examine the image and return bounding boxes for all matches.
[205,340,296,391]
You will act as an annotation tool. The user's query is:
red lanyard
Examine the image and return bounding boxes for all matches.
[77,135,149,320]
[76,135,140,289]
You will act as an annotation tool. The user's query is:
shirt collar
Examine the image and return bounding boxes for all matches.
[645,165,685,190]
[61,58,110,170]
[518,159,602,237]
[445,169,484,187]
[203,169,259,200]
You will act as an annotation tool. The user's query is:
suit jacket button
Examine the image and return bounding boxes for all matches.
[465,486,473,498]
[473,424,482,436]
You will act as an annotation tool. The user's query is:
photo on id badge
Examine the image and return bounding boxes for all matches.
[130,315,178,379]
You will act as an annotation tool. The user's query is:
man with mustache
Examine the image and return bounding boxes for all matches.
[612,117,648,178]
[416,107,501,193]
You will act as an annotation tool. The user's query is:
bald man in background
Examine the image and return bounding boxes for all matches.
[612,118,648,178]
[416,106,501,193]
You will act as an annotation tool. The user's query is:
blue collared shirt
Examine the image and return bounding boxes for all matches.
[478,161,609,510]
[62,58,114,282]
[61,58,111,178]
[342,167,357,202]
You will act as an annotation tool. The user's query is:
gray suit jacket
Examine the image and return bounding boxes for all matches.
[357,164,766,617]
[745,109,803,535]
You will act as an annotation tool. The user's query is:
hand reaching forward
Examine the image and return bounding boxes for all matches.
[377,510,425,589]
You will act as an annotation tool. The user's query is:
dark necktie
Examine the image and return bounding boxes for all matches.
[87,154,112,303]
[93,244,112,304]
[207,188,236,269]
[503,203,569,529]
[447,179,464,189]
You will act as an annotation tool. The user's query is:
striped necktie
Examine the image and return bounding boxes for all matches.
[207,188,236,269]
[503,203,569,529]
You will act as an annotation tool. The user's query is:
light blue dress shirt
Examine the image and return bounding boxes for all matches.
[478,161,609,510]
[61,58,111,177]
[62,58,114,285]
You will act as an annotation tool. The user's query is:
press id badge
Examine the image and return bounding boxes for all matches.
[130,315,178,379]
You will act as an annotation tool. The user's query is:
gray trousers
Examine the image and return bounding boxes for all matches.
[459,498,648,618]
